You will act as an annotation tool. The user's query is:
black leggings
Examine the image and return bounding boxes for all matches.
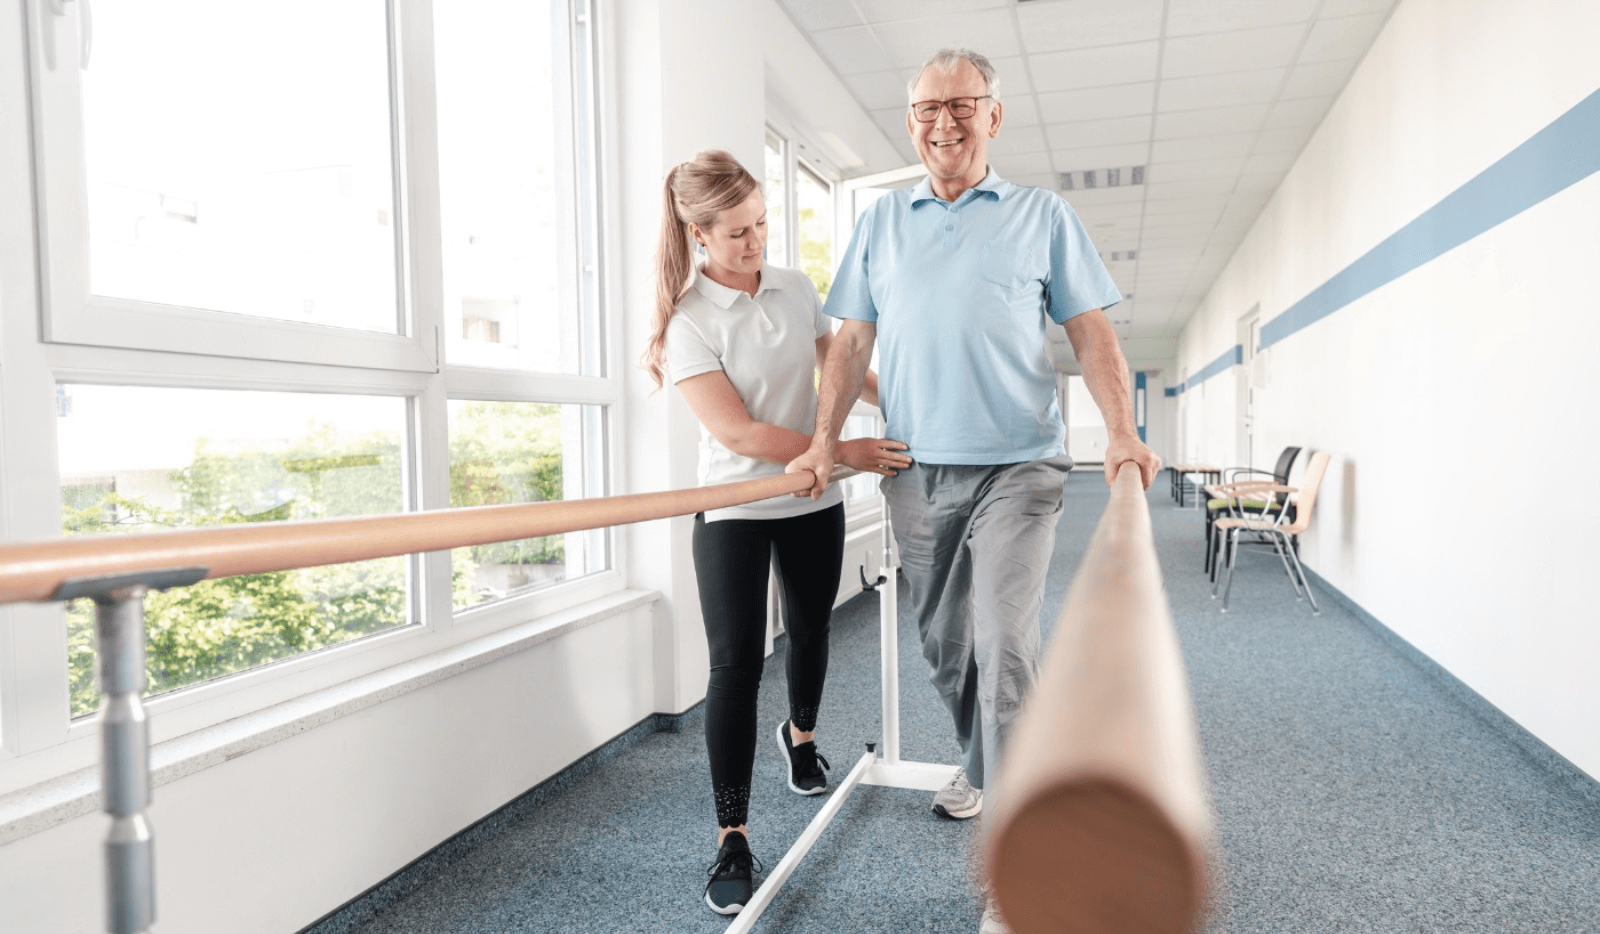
[693,503,845,828]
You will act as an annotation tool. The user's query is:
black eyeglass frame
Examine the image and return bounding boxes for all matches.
[908,95,995,123]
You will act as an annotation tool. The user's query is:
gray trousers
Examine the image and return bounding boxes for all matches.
[882,456,1071,791]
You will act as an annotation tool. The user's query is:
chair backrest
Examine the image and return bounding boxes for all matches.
[1269,446,1302,507]
[1281,452,1331,535]
[1272,446,1302,483]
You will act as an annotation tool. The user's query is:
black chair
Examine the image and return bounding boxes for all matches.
[1202,446,1301,578]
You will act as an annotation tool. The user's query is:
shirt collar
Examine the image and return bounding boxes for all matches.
[691,265,780,309]
[910,167,1011,207]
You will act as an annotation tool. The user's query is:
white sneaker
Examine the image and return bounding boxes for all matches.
[931,766,983,819]
[979,895,1012,934]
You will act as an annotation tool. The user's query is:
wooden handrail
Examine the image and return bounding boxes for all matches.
[0,469,848,604]
[984,462,1213,934]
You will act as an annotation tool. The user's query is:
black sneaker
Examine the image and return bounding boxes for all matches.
[704,831,761,915]
[775,720,830,796]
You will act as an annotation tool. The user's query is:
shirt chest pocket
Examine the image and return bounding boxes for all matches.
[981,240,1036,291]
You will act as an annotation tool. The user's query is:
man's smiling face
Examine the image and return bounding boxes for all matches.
[906,59,1003,195]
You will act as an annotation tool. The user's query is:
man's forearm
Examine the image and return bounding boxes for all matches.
[1067,311,1138,437]
[812,331,873,451]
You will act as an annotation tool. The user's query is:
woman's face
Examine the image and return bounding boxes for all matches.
[692,189,767,282]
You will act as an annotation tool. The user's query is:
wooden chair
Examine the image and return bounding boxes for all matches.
[1211,451,1331,614]
[1202,446,1302,578]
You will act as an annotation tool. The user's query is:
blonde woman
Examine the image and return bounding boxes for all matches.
[644,150,911,915]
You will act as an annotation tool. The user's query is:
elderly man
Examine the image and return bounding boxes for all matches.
[787,47,1160,933]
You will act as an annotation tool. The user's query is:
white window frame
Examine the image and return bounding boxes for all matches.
[0,0,620,781]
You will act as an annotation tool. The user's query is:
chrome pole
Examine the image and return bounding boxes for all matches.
[94,585,156,934]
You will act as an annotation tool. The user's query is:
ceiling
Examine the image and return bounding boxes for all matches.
[776,0,1400,368]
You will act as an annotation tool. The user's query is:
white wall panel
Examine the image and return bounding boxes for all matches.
[1172,0,1600,778]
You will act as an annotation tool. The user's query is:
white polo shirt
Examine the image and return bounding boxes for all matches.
[666,264,844,522]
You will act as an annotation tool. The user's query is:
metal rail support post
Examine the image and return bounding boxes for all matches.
[53,567,207,934]
[93,585,156,934]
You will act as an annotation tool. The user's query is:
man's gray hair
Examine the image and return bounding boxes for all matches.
[907,48,1001,103]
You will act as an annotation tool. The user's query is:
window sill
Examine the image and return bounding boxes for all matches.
[0,587,659,847]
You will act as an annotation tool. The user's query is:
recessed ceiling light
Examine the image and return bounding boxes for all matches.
[1060,165,1145,191]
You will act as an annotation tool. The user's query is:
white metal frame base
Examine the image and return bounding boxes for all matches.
[724,510,958,934]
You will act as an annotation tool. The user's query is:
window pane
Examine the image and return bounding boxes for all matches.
[57,385,411,718]
[765,130,788,266]
[82,1,398,331]
[797,163,833,301]
[436,1,580,372]
[448,401,608,611]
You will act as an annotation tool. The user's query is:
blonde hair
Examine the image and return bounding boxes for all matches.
[642,149,761,389]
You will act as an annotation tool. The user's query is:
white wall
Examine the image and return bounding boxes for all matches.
[0,1,905,932]
[1171,0,1600,778]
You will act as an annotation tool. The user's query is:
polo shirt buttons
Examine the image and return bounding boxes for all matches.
[945,224,953,231]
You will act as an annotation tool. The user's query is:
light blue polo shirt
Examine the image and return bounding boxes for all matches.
[825,170,1120,465]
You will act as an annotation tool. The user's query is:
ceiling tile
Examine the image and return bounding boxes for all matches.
[1144,195,1228,216]
[1052,142,1152,171]
[1152,157,1248,182]
[1029,42,1161,93]
[1007,172,1061,190]
[1242,149,1298,175]
[989,56,1034,96]
[1164,0,1319,37]
[1253,125,1316,155]
[1154,103,1271,139]
[1060,186,1146,207]
[988,125,1049,156]
[1146,177,1237,199]
[1299,12,1388,63]
[1319,0,1397,17]
[855,0,1012,25]
[1151,132,1254,162]
[1233,172,1281,192]
[779,0,864,32]
[1158,69,1285,112]
[993,150,1055,177]
[873,10,1019,69]
[811,26,895,75]
[1045,116,1153,151]
[1038,82,1157,123]
[1016,0,1165,53]
[1001,94,1043,128]
[1263,95,1333,129]
[1135,209,1224,228]
[870,107,911,141]
[1161,24,1305,79]
[845,71,913,111]
[1280,58,1358,99]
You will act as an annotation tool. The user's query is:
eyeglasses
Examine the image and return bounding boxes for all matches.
[909,96,994,123]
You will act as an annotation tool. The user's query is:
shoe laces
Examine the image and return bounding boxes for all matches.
[794,741,830,780]
[705,844,764,885]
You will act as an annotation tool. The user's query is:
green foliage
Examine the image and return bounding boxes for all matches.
[65,406,571,715]
[64,422,407,717]
[798,206,832,300]
[448,401,565,570]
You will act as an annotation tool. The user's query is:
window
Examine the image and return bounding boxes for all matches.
[795,162,834,302]
[57,385,412,718]
[16,0,614,743]
[764,129,788,269]
[448,401,608,612]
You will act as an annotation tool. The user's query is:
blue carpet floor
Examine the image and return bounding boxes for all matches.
[308,472,1600,933]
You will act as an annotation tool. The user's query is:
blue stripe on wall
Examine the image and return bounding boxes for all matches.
[1164,344,1242,397]
[1261,86,1600,349]
[1186,345,1243,391]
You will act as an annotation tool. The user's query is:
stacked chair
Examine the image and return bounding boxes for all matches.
[1202,445,1301,579]
[1211,451,1332,614]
